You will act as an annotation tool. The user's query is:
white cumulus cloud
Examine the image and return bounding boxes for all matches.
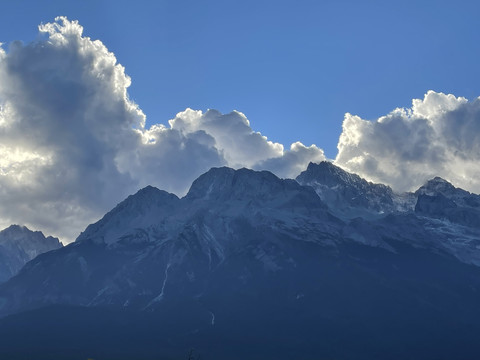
[335,90,480,193]
[0,17,325,242]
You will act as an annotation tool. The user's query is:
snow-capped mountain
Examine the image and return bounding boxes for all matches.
[1,164,480,360]
[298,162,480,266]
[296,161,416,219]
[414,176,480,227]
[0,225,62,283]
[0,167,339,315]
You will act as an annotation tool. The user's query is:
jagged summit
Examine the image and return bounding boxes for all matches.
[296,161,403,217]
[3,224,28,232]
[0,225,62,250]
[1,225,60,241]
[185,166,236,200]
[0,225,62,283]
[414,176,480,227]
[415,176,480,208]
[415,177,458,196]
[76,185,179,245]
[125,185,179,203]
[297,161,393,193]
[186,166,313,203]
[76,167,328,247]
[0,225,32,239]
[297,161,372,188]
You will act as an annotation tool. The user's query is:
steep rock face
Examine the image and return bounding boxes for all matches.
[0,225,62,283]
[416,193,457,216]
[415,177,480,227]
[296,161,415,218]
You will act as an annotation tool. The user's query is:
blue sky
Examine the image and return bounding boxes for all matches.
[2,0,479,158]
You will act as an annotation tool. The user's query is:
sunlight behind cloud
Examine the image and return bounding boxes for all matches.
[0,17,325,242]
[335,91,480,193]
[2,16,480,243]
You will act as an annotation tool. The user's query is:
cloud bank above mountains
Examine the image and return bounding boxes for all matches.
[0,17,479,242]
[335,91,480,193]
[0,17,325,241]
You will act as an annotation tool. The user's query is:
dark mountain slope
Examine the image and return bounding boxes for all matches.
[1,165,480,359]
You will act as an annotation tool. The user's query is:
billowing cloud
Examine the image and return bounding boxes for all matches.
[164,109,325,179]
[335,90,480,193]
[254,141,326,179]
[0,17,325,242]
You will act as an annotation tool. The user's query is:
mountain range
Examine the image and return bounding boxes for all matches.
[1,162,480,360]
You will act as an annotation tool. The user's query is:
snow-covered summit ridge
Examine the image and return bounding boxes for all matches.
[416,177,458,197]
[296,161,413,218]
[414,177,480,228]
[297,161,392,193]
[76,186,179,245]
[186,167,314,202]
[78,167,329,246]
[295,161,480,223]
[76,163,480,250]
[415,177,480,207]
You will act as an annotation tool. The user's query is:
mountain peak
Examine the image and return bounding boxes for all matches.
[298,161,366,188]
[425,176,453,187]
[76,186,179,244]
[185,167,235,200]
[2,224,30,235]
[414,176,480,212]
[297,161,402,217]
[416,177,458,197]
[185,167,296,201]
[0,225,59,244]
[0,225,62,282]
[116,185,179,209]
[132,185,172,198]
